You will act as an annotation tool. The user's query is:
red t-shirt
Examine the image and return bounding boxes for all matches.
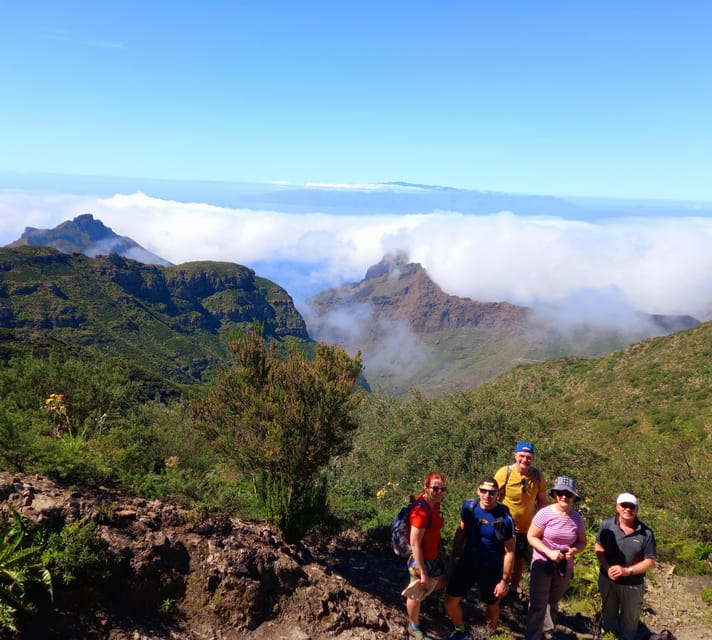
[410,502,443,561]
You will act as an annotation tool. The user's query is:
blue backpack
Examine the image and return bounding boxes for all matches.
[391,499,432,557]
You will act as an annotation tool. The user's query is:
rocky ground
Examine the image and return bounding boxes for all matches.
[307,532,712,640]
[1,473,710,640]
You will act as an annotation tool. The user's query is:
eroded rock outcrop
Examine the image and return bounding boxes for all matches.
[0,473,406,640]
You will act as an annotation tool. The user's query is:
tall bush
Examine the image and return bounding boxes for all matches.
[191,327,363,542]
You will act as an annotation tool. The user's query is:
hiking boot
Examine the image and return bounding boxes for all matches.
[410,629,433,640]
[445,630,468,640]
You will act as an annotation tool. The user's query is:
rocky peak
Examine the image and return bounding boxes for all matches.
[363,252,412,280]
[8,214,171,266]
[56,213,114,242]
[309,253,531,334]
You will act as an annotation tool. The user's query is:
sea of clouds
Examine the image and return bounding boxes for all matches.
[2,187,712,324]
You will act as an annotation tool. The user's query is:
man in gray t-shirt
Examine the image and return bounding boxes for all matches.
[595,492,656,640]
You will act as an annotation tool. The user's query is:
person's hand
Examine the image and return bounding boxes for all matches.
[419,572,430,586]
[548,548,566,562]
[607,564,626,581]
[493,580,509,599]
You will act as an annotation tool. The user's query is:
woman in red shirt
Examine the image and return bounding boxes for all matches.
[406,471,446,640]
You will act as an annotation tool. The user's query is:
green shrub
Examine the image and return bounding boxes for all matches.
[664,539,712,575]
[565,532,602,608]
[0,511,52,633]
[0,407,41,472]
[42,520,118,588]
[191,327,363,542]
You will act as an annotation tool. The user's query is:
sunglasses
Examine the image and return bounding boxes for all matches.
[478,488,498,496]
[430,486,446,493]
[619,502,637,510]
[553,490,574,499]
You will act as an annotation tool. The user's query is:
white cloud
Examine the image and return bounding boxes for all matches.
[0,191,102,237]
[2,190,712,320]
[301,303,431,387]
[303,182,427,192]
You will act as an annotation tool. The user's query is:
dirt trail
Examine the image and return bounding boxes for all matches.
[314,533,712,640]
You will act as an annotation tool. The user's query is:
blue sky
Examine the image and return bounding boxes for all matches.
[2,2,712,324]
[2,1,711,201]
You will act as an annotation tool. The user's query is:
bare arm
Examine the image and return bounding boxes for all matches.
[564,528,587,562]
[410,524,429,585]
[595,541,655,581]
[448,520,466,573]
[527,523,550,558]
[527,522,562,563]
[631,557,656,575]
[494,536,516,598]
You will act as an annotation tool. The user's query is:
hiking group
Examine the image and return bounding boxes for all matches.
[398,441,657,640]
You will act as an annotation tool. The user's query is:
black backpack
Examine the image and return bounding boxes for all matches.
[465,500,512,543]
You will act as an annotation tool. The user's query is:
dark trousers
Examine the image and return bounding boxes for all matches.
[525,560,572,640]
[599,574,645,640]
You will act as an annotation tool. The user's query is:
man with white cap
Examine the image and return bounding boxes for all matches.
[595,492,656,640]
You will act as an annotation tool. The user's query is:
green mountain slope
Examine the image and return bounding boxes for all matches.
[481,320,712,457]
[341,320,712,548]
[473,322,712,541]
[0,246,312,387]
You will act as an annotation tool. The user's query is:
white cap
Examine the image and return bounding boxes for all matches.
[616,492,638,505]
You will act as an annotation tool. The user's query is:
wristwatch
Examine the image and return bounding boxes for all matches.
[502,577,512,586]
[627,566,633,576]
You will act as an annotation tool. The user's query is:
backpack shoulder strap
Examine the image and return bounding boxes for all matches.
[461,498,478,528]
[498,465,512,500]
[413,499,432,528]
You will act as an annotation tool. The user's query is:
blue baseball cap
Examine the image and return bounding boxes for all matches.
[515,441,534,454]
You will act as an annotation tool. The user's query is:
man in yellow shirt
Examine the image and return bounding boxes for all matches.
[494,441,547,601]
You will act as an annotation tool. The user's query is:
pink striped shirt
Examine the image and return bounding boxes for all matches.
[530,505,585,567]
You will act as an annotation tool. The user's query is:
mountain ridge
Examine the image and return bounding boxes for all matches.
[305,253,699,395]
[0,245,311,389]
[8,213,172,266]
[3,216,701,397]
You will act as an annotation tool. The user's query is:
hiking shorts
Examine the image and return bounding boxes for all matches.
[407,555,444,580]
[446,559,500,605]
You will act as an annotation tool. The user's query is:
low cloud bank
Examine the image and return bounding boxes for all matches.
[1,190,711,322]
